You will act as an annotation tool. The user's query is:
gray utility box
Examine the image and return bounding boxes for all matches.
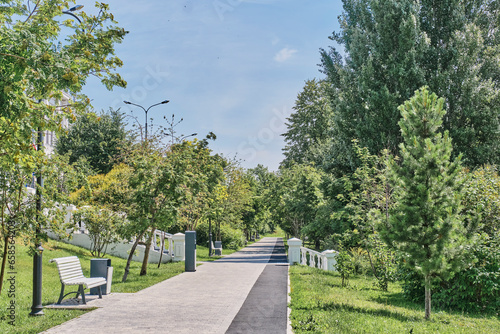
[185,231,196,272]
[214,241,222,256]
[90,258,113,295]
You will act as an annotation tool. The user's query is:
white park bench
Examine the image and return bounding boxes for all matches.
[211,241,222,256]
[50,256,106,305]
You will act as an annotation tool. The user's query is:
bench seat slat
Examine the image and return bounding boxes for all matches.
[63,277,106,288]
[58,263,83,270]
[59,267,84,275]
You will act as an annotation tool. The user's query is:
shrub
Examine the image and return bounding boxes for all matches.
[400,232,500,313]
[461,166,500,235]
[336,243,354,287]
[73,206,124,257]
[433,232,500,313]
[366,234,398,291]
[349,247,370,275]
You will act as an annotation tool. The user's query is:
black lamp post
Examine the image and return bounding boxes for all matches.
[123,100,170,141]
[29,127,44,317]
[209,218,213,257]
[30,5,84,316]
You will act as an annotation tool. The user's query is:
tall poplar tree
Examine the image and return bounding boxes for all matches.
[321,0,499,172]
[380,87,466,320]
[281,79,333,169]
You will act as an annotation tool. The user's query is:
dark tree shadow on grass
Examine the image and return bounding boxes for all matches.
[295,300,421,323]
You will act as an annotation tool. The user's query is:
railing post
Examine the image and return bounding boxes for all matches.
[301,247,307,265]
[172,233,185,262]
[322,250,338,271]
[287,238,302,265]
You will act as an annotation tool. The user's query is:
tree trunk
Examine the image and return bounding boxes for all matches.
[425,275,432,320]
[0,236,10,294]
[157,231,164,268]
[140,226,155,276]
[122,229,146,282]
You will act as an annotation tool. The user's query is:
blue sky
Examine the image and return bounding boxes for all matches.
[80,1,342,170]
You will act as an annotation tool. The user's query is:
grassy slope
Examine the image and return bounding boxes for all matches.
[289,265,500,334]
[0,238,184,334]
[0,228,287,333]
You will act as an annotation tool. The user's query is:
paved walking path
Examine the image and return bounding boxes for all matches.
[43,237,289,334]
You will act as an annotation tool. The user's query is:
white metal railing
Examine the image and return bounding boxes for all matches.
[300,247,328,270]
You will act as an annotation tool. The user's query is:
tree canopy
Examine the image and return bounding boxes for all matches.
[56,108,129,174]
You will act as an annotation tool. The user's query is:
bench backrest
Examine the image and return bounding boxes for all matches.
[49,256,85,283]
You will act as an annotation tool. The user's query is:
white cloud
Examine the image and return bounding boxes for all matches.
[274,47,297,62]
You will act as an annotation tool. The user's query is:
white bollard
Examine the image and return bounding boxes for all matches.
[287,238,303,265]
[322,250,338,271]
[172,233,185,262]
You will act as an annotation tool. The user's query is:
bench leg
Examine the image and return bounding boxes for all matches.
[98,285,103,299]
[79,285,86,304]
[57,284,65,305]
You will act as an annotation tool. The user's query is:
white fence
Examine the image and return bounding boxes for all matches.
[47,204,185,263]
[288,238,338,272]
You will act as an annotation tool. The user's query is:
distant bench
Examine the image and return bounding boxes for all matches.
[211,241,222,256]
[50,256,106,305]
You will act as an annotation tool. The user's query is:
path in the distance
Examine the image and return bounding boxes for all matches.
[43,237,289,334]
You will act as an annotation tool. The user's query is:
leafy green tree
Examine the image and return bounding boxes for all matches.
[0,153,78,293]
[73,206,124,258]
[243,165,277,238]
[209,160,252,242]
[334,141,397,290]
[460,165,500,236]
[56,108,129,174]
[69,162,131,260]
[0,1,127,173]
[281,79,333,168]
[176,141,225,232]
[272,164,324,239]
[379,87,469,320]
[0,0,127,274]
[320,0,499,173]
[121,141,190,279]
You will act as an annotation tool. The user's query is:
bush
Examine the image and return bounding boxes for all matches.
[400,232,500,313]
[196,222,245,250]
[366,235,398,291]
[461,166,500,235]
[433,232,500,313]
[349,247,370,275]
[72,206,124,257]
[336,243,354,287]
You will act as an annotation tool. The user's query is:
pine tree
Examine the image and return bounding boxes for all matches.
[380,87,465,320]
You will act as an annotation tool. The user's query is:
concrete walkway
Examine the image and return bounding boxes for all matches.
[43,237,289,334]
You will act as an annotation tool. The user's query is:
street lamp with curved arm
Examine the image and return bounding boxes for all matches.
[179,133,198,141]
[124,100,170,141]
[62,5,84,24]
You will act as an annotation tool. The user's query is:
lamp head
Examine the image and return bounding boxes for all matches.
[123,101,132,104]
[161,100,170,104]
[69,5,84,11]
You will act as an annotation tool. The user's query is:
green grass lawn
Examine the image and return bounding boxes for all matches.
[0,238,185,334]
[289,265,500,334]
